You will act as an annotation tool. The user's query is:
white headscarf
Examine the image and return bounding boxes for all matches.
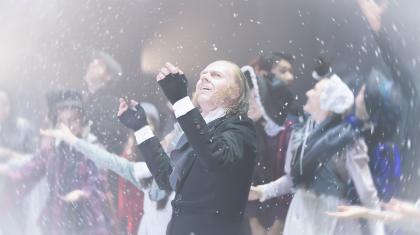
[320,74,354,114]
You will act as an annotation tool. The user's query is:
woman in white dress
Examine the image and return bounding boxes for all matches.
[249,75,385,235]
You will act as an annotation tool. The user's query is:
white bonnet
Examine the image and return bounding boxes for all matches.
[320,74,354,114]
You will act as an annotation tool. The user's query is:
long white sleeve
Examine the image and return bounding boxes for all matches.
[257,174,294,202]
[256,127,298,202]
[345,138,385,235]
[133,162,152,179]
[73,139,151,189]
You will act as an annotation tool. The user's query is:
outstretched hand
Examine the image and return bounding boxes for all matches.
[248,186,263,201]
[118,98,148,131]
[326,205,369,219]
[156,62,188,104]
[383,198,420,218]
[357,0,388,32]
[326,204,404,222]
[40,124,78,145]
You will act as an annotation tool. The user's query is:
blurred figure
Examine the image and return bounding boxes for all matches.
[268,52,294,85]
[41,101,174,235]
[83,50,128,156]
[242,57,296,235]
[117,134,144,235]
[245,53,299,135]
[327,2,420,235]
[0,90,114,235]
[83,51,131,225]
[0,89,40,235]
[355,0,419,202]
[0,89,36,161]
[250,75,385,235]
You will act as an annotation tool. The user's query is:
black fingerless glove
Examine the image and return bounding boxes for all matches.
[158,73,188,104]
[118,104,148,131]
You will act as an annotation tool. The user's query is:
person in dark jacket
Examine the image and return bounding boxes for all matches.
[245,53,299,130]
[83,50,128,155]
[334,0,417,203]
[327,0,420,220]
[118,61,257,235]
[242,57,296,235]
[83,51,131,222]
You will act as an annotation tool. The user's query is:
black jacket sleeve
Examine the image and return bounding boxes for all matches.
[137,137,173,190]
[291,123,356,185]
[177,108,256,169]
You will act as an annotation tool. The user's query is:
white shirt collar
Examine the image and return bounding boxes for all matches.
[203,107,226,124]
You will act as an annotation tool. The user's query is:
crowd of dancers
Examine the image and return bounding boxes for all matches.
[0,1,419,235]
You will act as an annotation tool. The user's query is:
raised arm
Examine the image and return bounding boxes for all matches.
[73,139,146,188]
[249,174,294,202]
[176,107,255,168]
[156,62,256,168]
[249,131,297,202]
[41,125,153,189]
[357,0,417,100]
[118,99,173,190]
[345,138,385,235]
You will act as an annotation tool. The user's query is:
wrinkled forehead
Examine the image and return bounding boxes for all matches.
[201,61,235,77]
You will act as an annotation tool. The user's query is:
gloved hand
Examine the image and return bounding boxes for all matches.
[156,62,188,104]
[118,99,148,131]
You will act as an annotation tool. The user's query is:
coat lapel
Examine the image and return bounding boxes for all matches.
[171,116,229,191]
